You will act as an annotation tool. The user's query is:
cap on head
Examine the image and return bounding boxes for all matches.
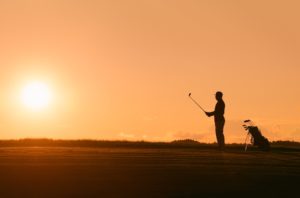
[215,91,223,98]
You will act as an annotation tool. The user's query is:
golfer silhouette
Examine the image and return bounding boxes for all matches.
[206,91,225,150]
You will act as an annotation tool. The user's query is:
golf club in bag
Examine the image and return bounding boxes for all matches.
[243,120,270,151]
[188,93,206,114]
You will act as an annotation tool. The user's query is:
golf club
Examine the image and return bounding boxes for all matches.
[188,93,206,113]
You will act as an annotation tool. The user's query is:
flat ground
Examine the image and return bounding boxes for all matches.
[0,145,299,198]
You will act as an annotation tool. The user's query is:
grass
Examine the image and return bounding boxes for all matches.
[0,138,299,152]
[0,139,299,197]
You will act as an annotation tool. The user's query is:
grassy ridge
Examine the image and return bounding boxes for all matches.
[0,138,299,151]
[0,138,210,148]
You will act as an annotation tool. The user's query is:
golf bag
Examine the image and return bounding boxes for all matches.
[243,120,270,151]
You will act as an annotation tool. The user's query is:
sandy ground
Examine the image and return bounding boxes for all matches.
[0,147,299,198]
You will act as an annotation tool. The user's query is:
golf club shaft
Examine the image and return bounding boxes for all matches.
[189,96,206,113]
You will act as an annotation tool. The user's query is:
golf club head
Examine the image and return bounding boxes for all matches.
[188,93,191,97]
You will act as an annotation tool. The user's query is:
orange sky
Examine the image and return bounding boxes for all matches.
[0,0,299,142]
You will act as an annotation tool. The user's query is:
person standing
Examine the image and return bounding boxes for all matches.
[206,91,225,150]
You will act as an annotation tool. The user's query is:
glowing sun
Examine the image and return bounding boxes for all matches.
[21,82,53,110]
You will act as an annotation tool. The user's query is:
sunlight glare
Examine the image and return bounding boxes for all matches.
[21,82,52,111]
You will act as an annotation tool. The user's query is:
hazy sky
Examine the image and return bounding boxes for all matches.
[0,0,299,142]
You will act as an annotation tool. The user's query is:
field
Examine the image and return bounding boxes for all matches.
[0,140,299,198]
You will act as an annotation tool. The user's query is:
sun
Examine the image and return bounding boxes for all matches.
[21,81,53,111]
